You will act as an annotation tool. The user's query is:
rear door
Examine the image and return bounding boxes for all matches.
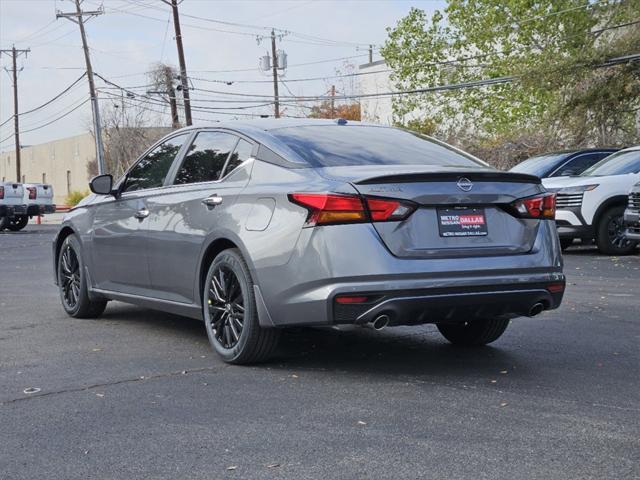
[1,183,23,207]
[90,133,190,295]
[146,130,255,304]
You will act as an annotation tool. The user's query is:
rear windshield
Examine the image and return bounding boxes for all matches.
[510,154,568,176]
[270,126,487,168]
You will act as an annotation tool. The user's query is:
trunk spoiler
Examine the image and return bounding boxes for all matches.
[355,171,541,185]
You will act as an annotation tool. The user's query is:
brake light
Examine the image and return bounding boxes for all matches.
[289,193,416,226]
[0,186,4,200]
[546,283,565,293]
[27,186,37,200]
[512,193,556,219]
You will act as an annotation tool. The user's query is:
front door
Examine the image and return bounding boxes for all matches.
[90,133,190,295]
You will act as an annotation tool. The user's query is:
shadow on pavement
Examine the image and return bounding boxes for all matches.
[101,302,524,381]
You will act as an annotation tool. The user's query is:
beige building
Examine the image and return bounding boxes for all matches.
[0,128,170,204]
[1,132,96,204]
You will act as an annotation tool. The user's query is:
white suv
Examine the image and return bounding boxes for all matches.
[543,146,640,255]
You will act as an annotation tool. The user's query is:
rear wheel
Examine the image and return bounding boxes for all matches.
[595,205,637,255]
[203,248,279,364]
[0,216,8,230]
[58,234,107,318]
[437,318,510,346]
[6,215,28,231]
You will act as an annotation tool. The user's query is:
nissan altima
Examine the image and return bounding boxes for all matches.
[53,119,565,364]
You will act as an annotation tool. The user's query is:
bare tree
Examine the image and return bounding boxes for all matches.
[87,102,170,178]
[148,63,181,129]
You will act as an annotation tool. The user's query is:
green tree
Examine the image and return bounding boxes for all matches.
[381,0,640,164]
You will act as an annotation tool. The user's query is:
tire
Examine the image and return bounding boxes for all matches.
[203,248,279,364]
[6,215,28,231]
[595,205,638,255]
[437,318,510,346]
[57,234,107,318]
[560,237,574,251]
[0,216,8,231]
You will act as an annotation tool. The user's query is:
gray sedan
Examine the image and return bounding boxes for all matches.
[53,119,565,363]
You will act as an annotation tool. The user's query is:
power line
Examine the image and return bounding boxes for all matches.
[0,99,91,145]
[0,72,87,127]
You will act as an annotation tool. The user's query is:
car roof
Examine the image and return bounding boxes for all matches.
[535,148,620,156]
[172,118,386,136]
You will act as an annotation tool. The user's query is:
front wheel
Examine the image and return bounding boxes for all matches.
[203,249,279,364]
[437,318,510,346]
[58,234,107,318]
[595,205,637,255]
[6,215,28,231]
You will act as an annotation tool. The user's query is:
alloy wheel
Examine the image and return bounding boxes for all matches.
[207,265,245,349]
[60,245,81,309]
[607,215,630,249]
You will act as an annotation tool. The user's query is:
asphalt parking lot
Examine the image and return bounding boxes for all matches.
[1,225,638,479]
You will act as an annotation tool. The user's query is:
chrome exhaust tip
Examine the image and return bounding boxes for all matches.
[527,302,545,317]
[372,314,390,331]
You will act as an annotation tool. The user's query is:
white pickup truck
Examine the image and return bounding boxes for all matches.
[0,182,55,231]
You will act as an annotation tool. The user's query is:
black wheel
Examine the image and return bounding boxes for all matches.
[203,248,279,364]
[437,318,510,346]
[58,234,107,318]
[6,215,28,231]
[560,238,574,251]
[595,205,637,255]
[0,216,8,231]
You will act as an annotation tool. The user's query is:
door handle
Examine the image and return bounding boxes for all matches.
[202,195,223,209]
[134,208,150,220]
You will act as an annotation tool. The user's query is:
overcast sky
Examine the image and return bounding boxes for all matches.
[0,0,444,151]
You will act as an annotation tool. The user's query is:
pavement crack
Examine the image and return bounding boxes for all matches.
[0,365,227,405]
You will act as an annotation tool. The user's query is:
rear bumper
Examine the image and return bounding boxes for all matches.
[334,282,565,326]
[0,204,27,217]
[26,204,56,215]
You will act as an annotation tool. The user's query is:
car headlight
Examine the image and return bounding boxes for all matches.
[556,184,599,194]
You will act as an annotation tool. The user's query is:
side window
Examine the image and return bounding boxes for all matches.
[174,131,238,185]
[554,153,608,177]
[223,138,254,177]
[123,134,188,192]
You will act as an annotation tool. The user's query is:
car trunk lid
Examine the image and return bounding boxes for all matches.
[318,166,545,259]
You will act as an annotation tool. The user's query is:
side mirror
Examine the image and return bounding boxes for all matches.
[89,174,114,195]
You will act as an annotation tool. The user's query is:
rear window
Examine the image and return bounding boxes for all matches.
[270,126,487,168]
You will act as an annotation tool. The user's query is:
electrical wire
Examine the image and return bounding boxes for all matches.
[0,73,87,127]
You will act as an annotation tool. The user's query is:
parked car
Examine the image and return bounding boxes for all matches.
[543,146,640,254]
[0,181,27,231]
[53,120,565,364]
[510,148,618,178]
[623,182,640,242]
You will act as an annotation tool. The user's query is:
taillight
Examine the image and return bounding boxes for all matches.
[289,193,367,225]
[512,193,556,219]
[0,186,4,199]
[289,193,416,226]
[27,186,37,200]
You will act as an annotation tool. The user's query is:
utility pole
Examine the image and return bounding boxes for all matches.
[147,64,180,129]
[330,85,336,119]
[271,29,280,119]
[0,46,30,182]
[368,45,373,64]
[161,0,192,126]
[56,1,106,175]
